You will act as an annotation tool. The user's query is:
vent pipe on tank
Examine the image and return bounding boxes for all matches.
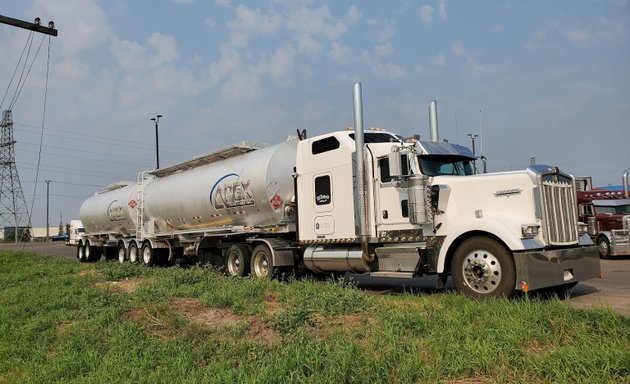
[623,170,629,199]
[429,100,439,142]
[353,82,373,265]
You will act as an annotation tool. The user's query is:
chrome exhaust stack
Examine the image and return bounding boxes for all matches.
[353,82,373,266]
[429,100,439,142]
[623,170,629,199]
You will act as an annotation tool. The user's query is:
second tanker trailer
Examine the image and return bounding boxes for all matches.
[77,83,599,298]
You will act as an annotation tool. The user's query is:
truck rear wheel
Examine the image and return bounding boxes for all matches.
[226,244,251,277]
[451,236,516,299]
[129,242,140,264]
[84,240,92,262]
[77,242,86,262]
[251,244,275,279]
[141,242,156,267]
[117,243,128,263]
[597,237,611,259]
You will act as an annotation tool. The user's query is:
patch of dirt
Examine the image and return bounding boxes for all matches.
[170,298,243,327]
[264,293,284,317]
[307,313,375,339]
[77,269,102,277]
[128,297,280,345]
[95,278,145,293]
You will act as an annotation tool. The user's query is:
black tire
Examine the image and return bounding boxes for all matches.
[451,236,516,299]
[225,244,252,277]
[103,247,117,261]
[117,243,128,263]
[141,241,156,267]
[77,242,86,262]
[250,244,275,279]
[129,242,141,264]
[90,246,102,262]
[597,237,611,259]
[84,240,92,262]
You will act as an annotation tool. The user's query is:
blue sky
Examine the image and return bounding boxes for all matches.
[0,0,629,227]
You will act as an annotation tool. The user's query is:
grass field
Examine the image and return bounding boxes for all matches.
[0,251,629,383]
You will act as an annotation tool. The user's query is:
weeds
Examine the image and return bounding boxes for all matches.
[1,251,629,383]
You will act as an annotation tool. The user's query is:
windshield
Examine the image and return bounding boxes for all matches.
[418,155,474,176]
[595,204,630,215]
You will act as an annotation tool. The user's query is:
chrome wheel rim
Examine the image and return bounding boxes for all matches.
[462,249,501,294]
[227,251,241,275]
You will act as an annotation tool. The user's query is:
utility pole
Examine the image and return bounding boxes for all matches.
[0,15,58,36]
[46,180,51,241]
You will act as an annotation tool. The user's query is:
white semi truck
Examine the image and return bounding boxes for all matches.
[77,83,600,298]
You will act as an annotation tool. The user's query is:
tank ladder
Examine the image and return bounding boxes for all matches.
[136,171,149,240]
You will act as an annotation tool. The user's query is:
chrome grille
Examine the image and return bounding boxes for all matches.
[540,178,579,245]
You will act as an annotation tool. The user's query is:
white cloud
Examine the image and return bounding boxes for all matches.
[367,19,396,42]
[57,58,90,79]
[374,42,393,57]
[265,45,295,83]
[372,62,406,79]
[215,0,231,7]
[432,54,446,66]
[452,40,466,57]
[110,33,180,71]
[226,4,282,45]
[204,18,216,27]
[294,34,322,56]
[346,5,362,26]
[559,18,624,46]
[437,0,448,21]
[419,5,433,25]
[147,33,180,66]
[30,0,110,55]
[327,41,352,64]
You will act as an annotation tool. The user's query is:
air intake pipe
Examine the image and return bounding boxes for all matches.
[353,83,373,266]
[429,100,439,142]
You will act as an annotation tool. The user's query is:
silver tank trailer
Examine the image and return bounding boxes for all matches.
[80,138,298,236]
[79,183,138,235]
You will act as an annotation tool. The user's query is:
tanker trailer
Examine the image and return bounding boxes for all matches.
[77,138,298,273]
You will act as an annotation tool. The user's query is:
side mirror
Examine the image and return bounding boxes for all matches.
[388,152,402,178]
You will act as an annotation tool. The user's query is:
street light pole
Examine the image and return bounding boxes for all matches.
[45,180,51,241]
[150,114,163,169]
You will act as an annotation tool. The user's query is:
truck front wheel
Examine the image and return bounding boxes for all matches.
[451,236,516,299]
[596,237,611,259]
[251,244,275,279]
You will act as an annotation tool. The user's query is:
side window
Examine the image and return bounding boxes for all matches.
[314,175,331,205]
[379,154,409,183]
[312,136,340,155]
[379,157,392,183]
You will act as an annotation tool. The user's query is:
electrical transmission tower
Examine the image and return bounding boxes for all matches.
[0,110,30,241]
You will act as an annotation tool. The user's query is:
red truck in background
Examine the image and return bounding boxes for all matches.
[577,171,630,258]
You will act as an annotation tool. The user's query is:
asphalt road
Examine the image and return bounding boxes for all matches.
[2,242,629,317]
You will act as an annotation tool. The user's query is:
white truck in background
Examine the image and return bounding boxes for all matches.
[66,220,85,246]
[76,83,600,298]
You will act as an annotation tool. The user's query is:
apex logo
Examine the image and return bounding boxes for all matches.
[210,173,254,210]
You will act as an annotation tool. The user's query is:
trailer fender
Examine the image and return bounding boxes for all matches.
[247,238,295,267]
[143,239,173,261]
[436,217,529,273]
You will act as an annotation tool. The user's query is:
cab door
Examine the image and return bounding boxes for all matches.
[375,155,410,231]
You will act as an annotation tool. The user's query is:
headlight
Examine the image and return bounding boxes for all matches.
[521,224,540,238]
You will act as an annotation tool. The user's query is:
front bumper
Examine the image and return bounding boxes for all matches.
[514,245,600,291]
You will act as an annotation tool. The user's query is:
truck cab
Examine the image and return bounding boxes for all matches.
[577,190,630,258]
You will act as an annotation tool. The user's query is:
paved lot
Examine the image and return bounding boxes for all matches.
[2,242,628,317]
